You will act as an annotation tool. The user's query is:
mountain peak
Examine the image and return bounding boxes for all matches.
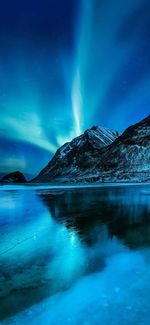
[34,125,119,182]
[90,125,100,130]
[33,114,150,184]
[84,125,119,149]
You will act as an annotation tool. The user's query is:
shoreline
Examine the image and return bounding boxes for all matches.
[0,182,150,190]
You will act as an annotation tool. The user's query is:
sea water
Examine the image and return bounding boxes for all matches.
[0,184,150,325]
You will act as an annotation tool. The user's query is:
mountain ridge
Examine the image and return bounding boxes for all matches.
[1,116,149,184]
[33,115,150,183]
[33,125,119,182]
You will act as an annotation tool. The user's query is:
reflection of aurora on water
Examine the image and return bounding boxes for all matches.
[1,185,150,324]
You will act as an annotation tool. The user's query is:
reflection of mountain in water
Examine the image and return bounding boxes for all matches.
[39,186,150,249]
[0,186,150,322]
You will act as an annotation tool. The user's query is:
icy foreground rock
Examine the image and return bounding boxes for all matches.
[33,115,150,183]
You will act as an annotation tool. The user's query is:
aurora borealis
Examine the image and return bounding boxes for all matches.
[0,0,150,177]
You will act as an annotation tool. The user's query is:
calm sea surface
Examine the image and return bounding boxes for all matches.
[0,184,150,325]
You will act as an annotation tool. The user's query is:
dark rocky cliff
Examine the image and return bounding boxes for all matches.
[33,115,150,183]
[33,126,119,183]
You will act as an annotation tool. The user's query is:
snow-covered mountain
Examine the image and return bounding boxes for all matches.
[33,115,150,183]
[95,114,150,182]
[33,126,119,183]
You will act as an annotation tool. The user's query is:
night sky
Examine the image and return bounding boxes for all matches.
[0,0,150,178]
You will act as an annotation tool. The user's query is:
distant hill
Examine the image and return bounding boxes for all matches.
[0,171,27,184]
